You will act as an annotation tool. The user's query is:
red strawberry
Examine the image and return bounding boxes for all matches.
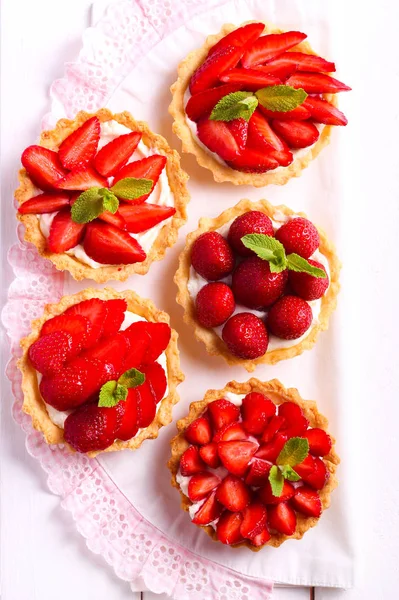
[259,51,335,76]
[227,148,279,173]
[232,257,288,309]
[271,119,320,148]
[186,83,243,122]
[98,210,127,230]
[116,388,139,441]
[180,445,206,476]
[41,314,90,347]
[220,68,281,90]
[58,117,100,170]
[209,23,265,56]
[291,486,322,517]
[242,31,307,68]
[241,392,275,435]
[275,217,320,258]
[195,282,235,328]
[56,165,107,190]
[140,362,167,403]
[112,155,166,202]
[29,330,80,375]
[196,118,240,162]
[289,259,329,301]
[208,398,240,431]
[268,502,296,535]
[216,474,251,511]
[188,472,221,501]
[65,298,107,349]
[192,491,223,525]
[216,511,244,545]
[227,118,248,151]
[258,103,311,121]
[303,428,332,456]
[189,45,244,95]
[117,203,176,233]
[247,111,293,165]
[18,192,70,214]
[300,457,329,490]
[267,295,313,340]
[278,402,309,437]
[94,131,142,177]
[122,329,151,371]
[245,458,273,486]
[82,333,128,376]
[199,442,220,468]
[251,526,271,547]
[286,72,351,93]
[47,208,86,253]
[222,312,268,359]
[101,299,127,338]
[124,321,171,364]
[64,402,121,453]
[213,422,248,443]
[256,433,288,462]
[294,455,316,480]
[185,416,212,445]
[241,501,268,540]
[83,221,146,265]
[303,97,348,126]
[258,480,295,505]
[136,381,157,427]
[228,210,274,256]
[261,415,286,443]
[191,231,234,281]
[218,440,258,476]
[21,145,67,191]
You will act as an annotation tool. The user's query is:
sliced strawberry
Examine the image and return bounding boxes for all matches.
[241,501,268,540]
[180,445,206,476]
[227,118,248,151]
[40,314,90,348]
[197,118,240,162]
[258,103,311,121]
[213,422,248,443]
[294,455,316,480]
[227,148,280,172]
[291,486,322,518]
[242,31,307,68]
[112,155,167,203]
[218,440,258,476]
[21,145,67,191]
[251,526,271,547]
[248,110,288,153]
[117,203,176,234]
[301,456,329,490]
[185,83,243,122]
[18,192,70,214]
[199,442,220,468]
[116,388,139,441]
[82,333,128,376]
[303,96,348,126]
[258,480,295,505]
[136,381,157,427]
[94,131,142,177]
[29,330,80,376]
[216,511,244,545]
[215,474,251,511]
[124,321,171,364]
[58,116,100,170]
[56,165,107,191]
[188,472,221,501]
[258,51,335,77]
[271,119,320,148]
[190,45,245,95]
[208,398,240,431]
[192,491,224,525]
[241,392,275,435]
[140,362,167,403]
[98,210,127,230]
[101,299,127,338]
[47,208,86,253]
[220,68,281,90]
[65,298,107,349]
[286,72,351,93]
[209,23,265,56]
[261,415,286,443]
[255,433,288,462]
[303,428,332,456]
[245,458,273,486]
[122,330,151,371]
[64,402,122,453]
[185,416,212,445]
[83,221,146,265]
[268,502,296,535]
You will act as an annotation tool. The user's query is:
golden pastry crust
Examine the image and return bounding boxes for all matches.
[15,109,190,282]
[174,199,341,372]
[169,378,339,549]
[169,21,338,186]
[18,288,184,457]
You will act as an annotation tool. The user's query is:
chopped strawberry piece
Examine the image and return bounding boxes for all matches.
[122,330,151,371]
[241,501,268,540]
[41,314,90,348]
[140,362,167,403]
[303,428,332,456]
[197,118,240,162]
[220,68,281,90]
[245,458,273,487]
[185,416,212,445]
[192,491,223,525]
[291,486,322,518]
[136,381,157,427]
[82,333,128,377]
[300,456,329,490]
[124,321,171,364]
[278,402,309,436]
[227,118,248,151]
[21,145,67,191]
[188,472,221,501]
[216,474,251,511]
[29,330,80,376]
[117,203,176,233]
[213,422,248,443]
[303,96,348,126]
[271,119,320,148]
[208,398,240,431]
[64,402,121,453]
[199,442,220,468]
[268,502,296,535]
[258,480,295,505]
[294,455,316,480]
[180,445,206,476]
[65,298,107,349]
[261,415,286,443]
[98,210,127,230]
[186,83,243,122]
[218,440,258,476]
[116,388,139,441]
[258,103,311,121]
[286,72,351,93]
[216,511,244,545]
[56,165,107,191]
[251,526,271,547]
[259,51,335,77]
[241,392,275,435]
[101,299,127,339]
[255,433,288,462]
[58,117,100,170]
[112,155,167,203]
[242,31,307,68]
[18,192,70,214]
[209,23,265,56]
[190,45,245,95]
[83,221,146,265]
[94,131,142,177]
[47,208,86,253]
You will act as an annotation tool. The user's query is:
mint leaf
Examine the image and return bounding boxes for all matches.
[118,368,145,388]
[287,253,327,278]
[277,437,309,467]
[241,234,288,273]
[268,465,285,497]
[99,189,119,214]
[71,188,103,223]
[110,177,153,200]
[210,91,258,122]
[280,465,301,482]
[256,85,307,112]
[98,381,119,408]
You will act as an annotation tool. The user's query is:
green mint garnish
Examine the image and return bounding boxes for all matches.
[277,437,309,467]
[286,253,327,278]
[255,85,308,113]
[268,465,285,497]
[110,177,153,200]
[280,465,301,482]
[118,367,145,388]
[210,91,258,122]
[98,367,146,408]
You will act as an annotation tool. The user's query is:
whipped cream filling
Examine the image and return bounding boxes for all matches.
[187,212,330,353]
[38,120,175,269]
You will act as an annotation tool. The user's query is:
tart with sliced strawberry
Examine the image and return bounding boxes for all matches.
[175,199,340,371]
[169,378,339,549]
[18,288,183,455]
[170,21,350,186]
[15,109,189,282]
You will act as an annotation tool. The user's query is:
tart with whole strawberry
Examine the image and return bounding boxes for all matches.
[175,199,340,371]
[18,288,183,456]
[170,21,350,186]
[169,378,339,549]
[15,109,189,282]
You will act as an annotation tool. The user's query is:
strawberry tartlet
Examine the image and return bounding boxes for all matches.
[16,109,189,282]
[170,21,350,186]
[169,378,339,549]
[175,199,340,371]
[18,289,183,455]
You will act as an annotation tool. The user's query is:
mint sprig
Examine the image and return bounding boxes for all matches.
[110,177,153,200]
[255,85,307,113]
[268,437,309,497]
[210,92,257,122]
[268,465,285,497]
[98,367,146,408]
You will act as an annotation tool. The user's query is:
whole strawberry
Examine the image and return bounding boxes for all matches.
[64,402,123,453]
[191,232,234,281]
[267,295,312,340]
[232,257,287,309]
[222,312,268,359]
[196,282,235,327]
[289,259,329,300]
[275,217,319,259]
[228,211,274,256]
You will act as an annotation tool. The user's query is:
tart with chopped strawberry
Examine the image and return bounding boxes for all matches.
[169,378,339,548]
[18,288,183,455]
[175,199,340,371]
[15,109,189,282]
[170,21,350,186]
